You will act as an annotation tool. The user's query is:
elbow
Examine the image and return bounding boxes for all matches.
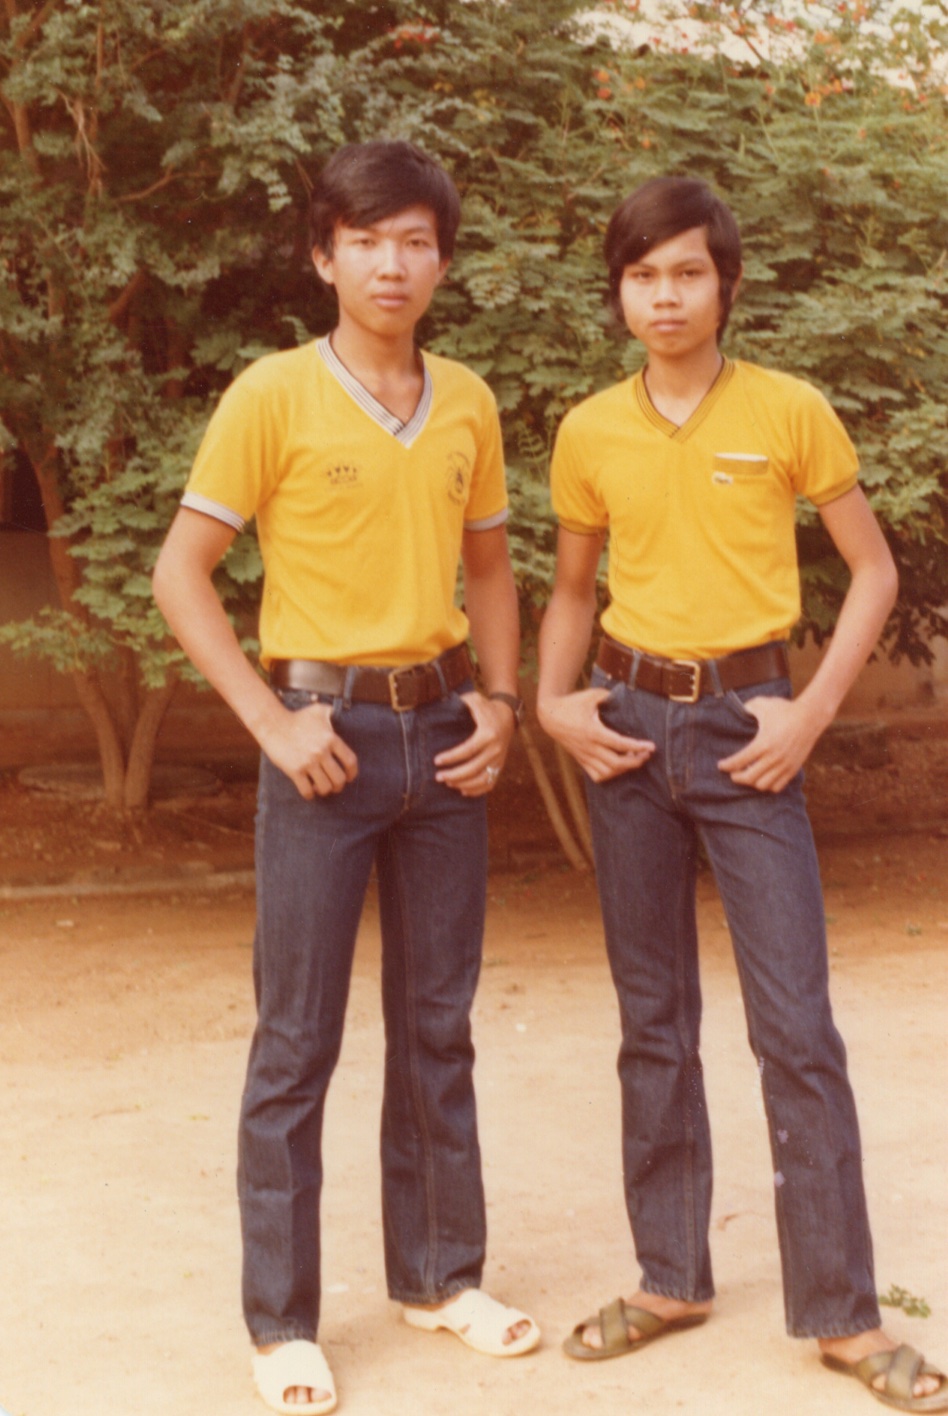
[151,556,167,613]
[151,547,175,618]
[880,552,899,615]
[855,541,899,617]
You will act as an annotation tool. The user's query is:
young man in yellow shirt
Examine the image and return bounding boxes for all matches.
[538,176,946,1411]
[154,140,537,1415]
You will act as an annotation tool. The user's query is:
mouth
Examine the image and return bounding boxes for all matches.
[373,292,410,309]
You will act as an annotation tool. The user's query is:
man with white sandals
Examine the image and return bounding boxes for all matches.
[153,140,539,1414]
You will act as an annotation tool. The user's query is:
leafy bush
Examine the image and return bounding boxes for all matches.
[1,0,945,806]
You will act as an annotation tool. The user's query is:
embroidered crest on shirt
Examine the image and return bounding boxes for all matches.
[445,452,471,505]
[327,462,360,488]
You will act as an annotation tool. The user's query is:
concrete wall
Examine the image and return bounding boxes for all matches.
[0,529,255,772]
[0,530,78,709]
[792,635,947,715]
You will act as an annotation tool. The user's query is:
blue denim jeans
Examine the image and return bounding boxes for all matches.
[586,654,881,1338]
[237,682,488,1346]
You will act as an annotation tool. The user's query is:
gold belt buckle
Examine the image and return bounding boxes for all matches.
[388,665,424,711]
[388,667,411,711]
[669,659,702,704]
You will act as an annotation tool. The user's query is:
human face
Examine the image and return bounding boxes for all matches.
[619,226,733,364]
[312,205,448,341]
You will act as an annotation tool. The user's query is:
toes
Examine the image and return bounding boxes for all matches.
[871,1377,933,1398]
[581,1323,603,1350]
[284,1386,331,1405]
[505,1319,532,1346]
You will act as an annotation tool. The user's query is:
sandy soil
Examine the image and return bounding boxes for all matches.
[0,817,946,1416]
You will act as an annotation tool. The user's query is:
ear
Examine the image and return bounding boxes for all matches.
[312,245,335,286]
[435,257,451,286]
[731,262,744,306]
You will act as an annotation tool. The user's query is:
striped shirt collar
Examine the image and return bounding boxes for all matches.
[317,334,432,447]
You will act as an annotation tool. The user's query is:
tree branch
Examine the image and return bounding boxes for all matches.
[11,0,63,51]
[2,0,43,178]
[224,23,251,106]
[115,169,178,204]
[107,268,148,327]
[3,92,41,177]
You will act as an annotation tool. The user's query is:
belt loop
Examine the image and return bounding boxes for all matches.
[628,648,642,691]
[342,665,356,710]
[705,656,725,696]
[432,651,450,696]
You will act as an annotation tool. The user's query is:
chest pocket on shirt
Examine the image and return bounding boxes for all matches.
[711,453,769,486]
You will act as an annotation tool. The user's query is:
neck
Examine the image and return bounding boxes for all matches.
[330,318,420,382]
[642,343,724,427]
[643,343,723,404]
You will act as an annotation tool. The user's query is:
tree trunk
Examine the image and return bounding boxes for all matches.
[113,645,140,750]
[123,678,177,810]
[16,433,173,811]
[519,720,590,872]
[70,669,127,808]
[554,741,595,861]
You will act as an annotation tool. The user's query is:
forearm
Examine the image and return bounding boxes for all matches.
[461,526,520,696]
[795,558,898,730]
[436,532,520,793]
[796,486,899,732]
[536,585,598,717]
[719,489,898,793]
[465,568,519,696]
[152,517,285,749]
[154,509,362,800]
[536,581,654,779]
[533,526,651,779]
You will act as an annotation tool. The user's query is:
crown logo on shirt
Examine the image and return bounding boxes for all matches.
[327,463,360,487]
[445,452,471,505]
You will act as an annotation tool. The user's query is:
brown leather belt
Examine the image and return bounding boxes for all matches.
[596,638,790,704]
[269,643,473,712]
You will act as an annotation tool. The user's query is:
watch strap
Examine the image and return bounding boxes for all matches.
[488,691,525,727]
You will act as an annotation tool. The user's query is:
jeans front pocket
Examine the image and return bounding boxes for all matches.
[723,676,792,729]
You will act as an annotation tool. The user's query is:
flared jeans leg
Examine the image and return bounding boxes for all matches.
[586,668,880,1336]
[237,688,488,1345]
[377,783,487,1305]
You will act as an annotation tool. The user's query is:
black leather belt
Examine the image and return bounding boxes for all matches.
[269,643,473,711]
[596,638,790,704]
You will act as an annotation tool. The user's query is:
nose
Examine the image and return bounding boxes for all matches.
[653,274,680,304]
[378,240,406,277]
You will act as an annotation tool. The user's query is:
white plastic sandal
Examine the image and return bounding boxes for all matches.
[251,1340,337,1415]
[403,1288,541,1357]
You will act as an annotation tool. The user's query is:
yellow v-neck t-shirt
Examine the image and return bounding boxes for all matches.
[550,359,859,660]
[183,339,507,667]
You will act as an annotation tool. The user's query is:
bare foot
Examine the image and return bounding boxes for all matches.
[578,1289,713,1351]
[411,1288,531,1346]
[819,1328,942,1400]
[255,1342,332,1408]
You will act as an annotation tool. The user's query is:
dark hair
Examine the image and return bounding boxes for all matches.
[309,140,461,260]
[604,177,743,337]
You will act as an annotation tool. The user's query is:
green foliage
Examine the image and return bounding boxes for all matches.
[332,0,948,659]
[1,0,946,721]
[879,1284,931,1319]
[0,0,348,692]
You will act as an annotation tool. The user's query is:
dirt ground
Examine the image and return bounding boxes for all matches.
[0,716,946,1416]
